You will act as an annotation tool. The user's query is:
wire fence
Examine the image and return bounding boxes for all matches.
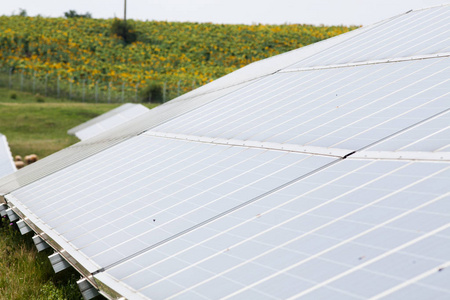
[0,68,201,103]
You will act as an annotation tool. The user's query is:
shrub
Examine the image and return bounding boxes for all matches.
[141,82,163,103]
[64,10,92,19]
[111,19,137,45]
[19,9,27,17]
[10,93,17,100]
[35,94,45,102]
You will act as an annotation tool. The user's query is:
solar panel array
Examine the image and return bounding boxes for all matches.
[289,6,450,69]
[68,103,150,141]
[0,134,16,178]
[1,5,450,300]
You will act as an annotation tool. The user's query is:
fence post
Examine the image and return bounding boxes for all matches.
[177,80,181,97]
[32,72,36,94]
[192,79,195,90]
[69,78,73,100]
[135,83,139,103]
[121,82,125,103]
[45,74,48,96]
[108,81,112,103]
[20,71,24,91]
[95,81,99,103]
[163,82,166,103]
[9,68,13,89]
[82,80,86,102]
[57,75,60,98]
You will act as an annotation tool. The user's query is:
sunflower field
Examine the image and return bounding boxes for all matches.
[0,15,358,102]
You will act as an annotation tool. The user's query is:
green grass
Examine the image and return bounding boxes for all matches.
[0,218,83,300]
[0,87,158,299]
[0,87,157,158]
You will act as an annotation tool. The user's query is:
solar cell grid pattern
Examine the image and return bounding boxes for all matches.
[288,5,450,69]
[152,57,449,151]
[98,159,450,299]
[365,109,450,152]
[9,134,336,268]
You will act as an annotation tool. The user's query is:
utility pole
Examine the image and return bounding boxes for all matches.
[124,0,127,22]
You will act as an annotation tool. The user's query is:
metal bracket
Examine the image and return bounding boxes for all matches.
[6,208,19,222]
[33,235,50,252]
[0,204,7,217]
[17,219,32,235]
[48,252,71,273]
[77,278,100,300]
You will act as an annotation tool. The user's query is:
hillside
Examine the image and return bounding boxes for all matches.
[0,16,358,100]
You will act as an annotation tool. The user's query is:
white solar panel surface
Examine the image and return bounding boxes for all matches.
[1,5,450,300]
[365,109,450,153]
[68,103,149,141]
[153,57,449,151]
[288,6,450,69]
[95,159,450,300]
[0,134,16,178]
[8,134,336,270]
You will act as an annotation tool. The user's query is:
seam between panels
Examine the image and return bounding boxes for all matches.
[280,53,450,73]
[275,12,407,72]
[94,156,349,275]
[353,107,450,155]
[93,108,450,275]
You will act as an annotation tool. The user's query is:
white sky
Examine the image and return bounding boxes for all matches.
[1,0,449,26]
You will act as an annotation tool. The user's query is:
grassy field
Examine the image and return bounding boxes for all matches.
[0,218,82,300]
[0,88,157,158]
[0,87,158,299]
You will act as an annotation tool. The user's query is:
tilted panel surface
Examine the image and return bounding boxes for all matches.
[365,109,450,153]
[0,79,258,195]
[152,57,449,151]
[287,5,450,69]
[7,134,336,270]
[68,103,148,134]
[0,134,16,178]
[71,104,150,141]
[96,159,450,299]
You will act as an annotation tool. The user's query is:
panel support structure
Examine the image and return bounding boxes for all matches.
[6,208,19,222]
[33,235,50,252]
[77,278,100,300]
[0,204,7,217]
[49,252,71,273]
[17,219,32,235]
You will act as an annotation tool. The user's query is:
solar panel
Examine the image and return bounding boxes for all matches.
[0,134,16,178]
[94,159,450,299]
[1,5,449,300]
[6,134,336,272]
[68,103,150,141]
[152,57,449,151]
[364,109,450,152]
[288,6,450,69]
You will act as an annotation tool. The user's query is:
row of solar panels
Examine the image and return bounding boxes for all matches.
[0,5,449,300]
